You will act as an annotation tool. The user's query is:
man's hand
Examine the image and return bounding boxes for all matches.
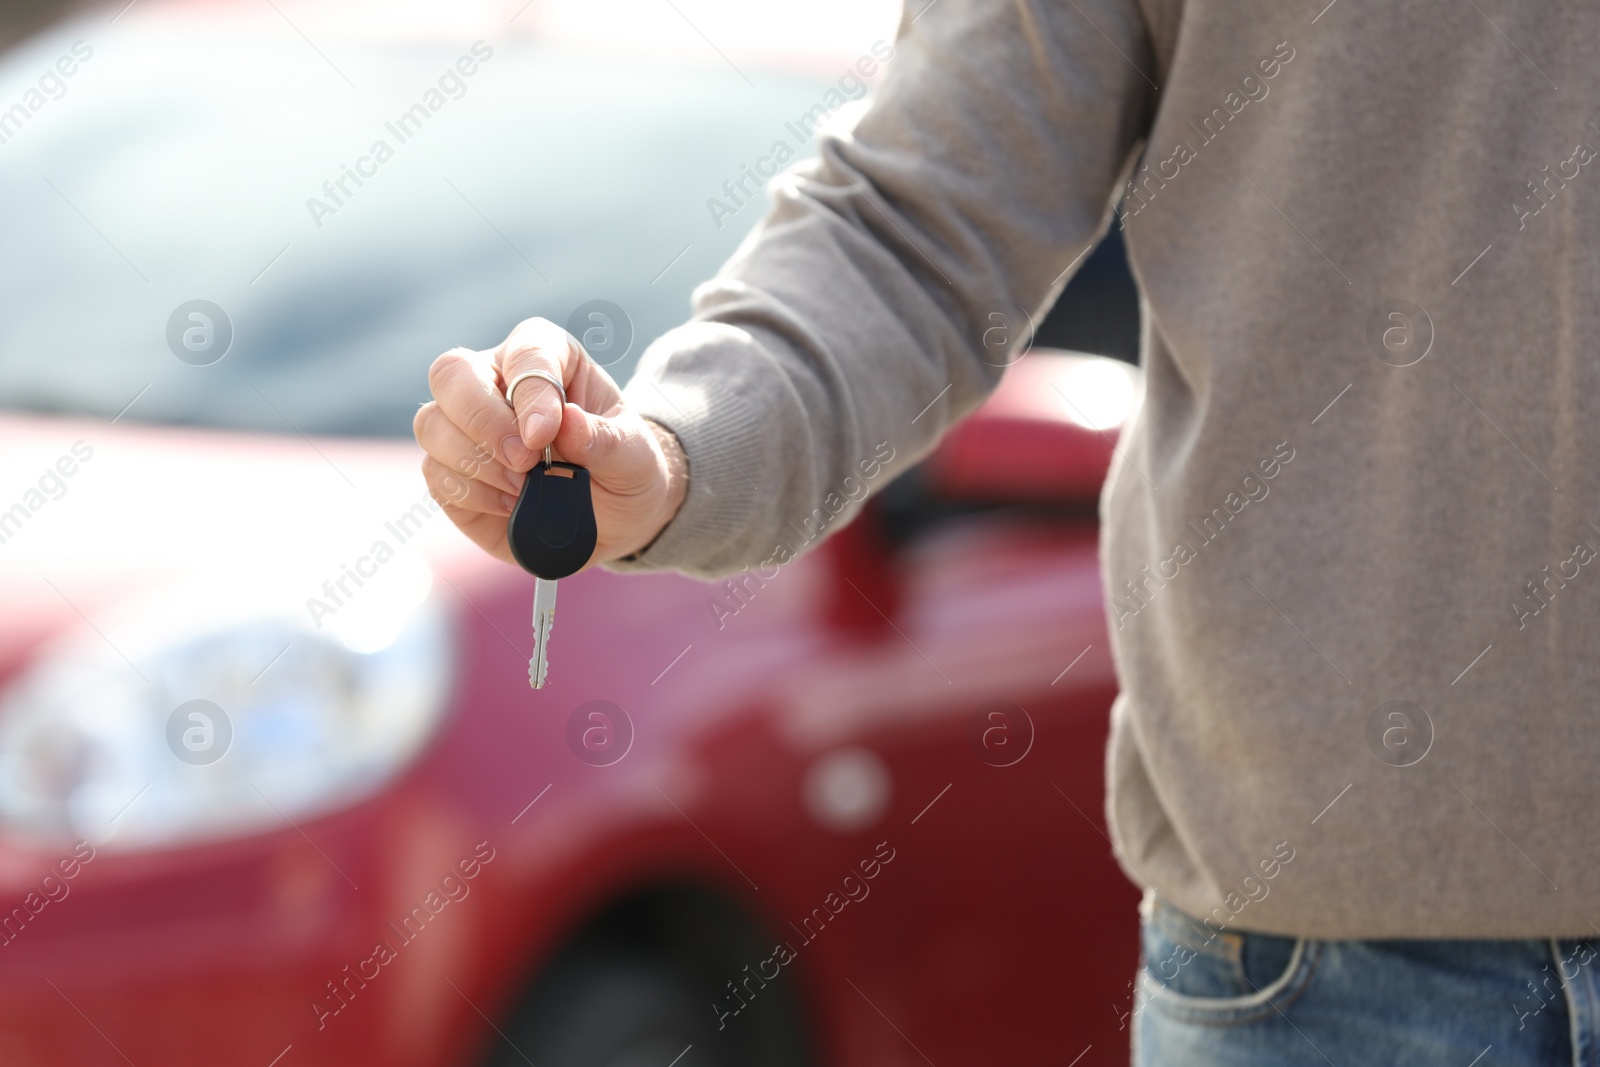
[414,317,687,568]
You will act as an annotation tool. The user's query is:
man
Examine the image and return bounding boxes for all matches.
[414,1,1600,1062]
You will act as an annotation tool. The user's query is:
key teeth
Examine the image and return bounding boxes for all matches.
[529,581,556,690]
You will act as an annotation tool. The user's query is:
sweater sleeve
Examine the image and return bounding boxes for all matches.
[607,0,1157,579]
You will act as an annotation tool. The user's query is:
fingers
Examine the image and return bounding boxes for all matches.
[427,347,533,472]
[436,500,517,567]
[422,455,517,516]
[494,317,581,458]
[414,401,524,496]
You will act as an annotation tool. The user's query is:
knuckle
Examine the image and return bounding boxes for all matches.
[604,415,636,455]
[412,401,437,442]
[428,349,475,393]
[462,407,504,450]
[593,418,622,458]
[440,476,470,506]
[457,439,493,479]
[501,318,570,370]
[423,456,471,505]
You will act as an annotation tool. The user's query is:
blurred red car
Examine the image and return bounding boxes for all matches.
[0,3,1142,1065]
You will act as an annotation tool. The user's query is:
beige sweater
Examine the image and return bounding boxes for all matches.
[613,0,1600,938]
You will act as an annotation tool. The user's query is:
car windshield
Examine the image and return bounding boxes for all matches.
[0,14,842,436]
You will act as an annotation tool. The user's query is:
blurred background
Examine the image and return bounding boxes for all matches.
[0,1,1143,1065]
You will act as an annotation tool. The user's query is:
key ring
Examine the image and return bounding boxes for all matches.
[504,369,566,466]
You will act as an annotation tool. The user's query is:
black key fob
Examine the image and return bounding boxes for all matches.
[507,461,598,580]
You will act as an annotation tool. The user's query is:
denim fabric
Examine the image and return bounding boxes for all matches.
[1134,895,1600,1066]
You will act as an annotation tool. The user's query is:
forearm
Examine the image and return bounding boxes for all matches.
[608,0,1156,579]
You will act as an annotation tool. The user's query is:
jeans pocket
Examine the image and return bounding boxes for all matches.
[1139,896,1317,1026]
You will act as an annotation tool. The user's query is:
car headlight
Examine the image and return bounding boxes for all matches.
[0,555,453,850]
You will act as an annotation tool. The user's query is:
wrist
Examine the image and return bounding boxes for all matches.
[635,417,688,558]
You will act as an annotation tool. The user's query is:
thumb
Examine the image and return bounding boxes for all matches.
[553,403,655,490]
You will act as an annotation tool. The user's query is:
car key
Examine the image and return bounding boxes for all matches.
[504,370,598,689]
[510,459,598,687]
[529,572,557,689]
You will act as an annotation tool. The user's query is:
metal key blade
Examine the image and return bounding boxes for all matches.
[530,577,558,689]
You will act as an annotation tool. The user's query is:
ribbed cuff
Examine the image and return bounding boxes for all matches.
[603,331,772,578]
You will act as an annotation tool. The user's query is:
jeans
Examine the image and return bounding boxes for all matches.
[1134,894,1600,1066]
